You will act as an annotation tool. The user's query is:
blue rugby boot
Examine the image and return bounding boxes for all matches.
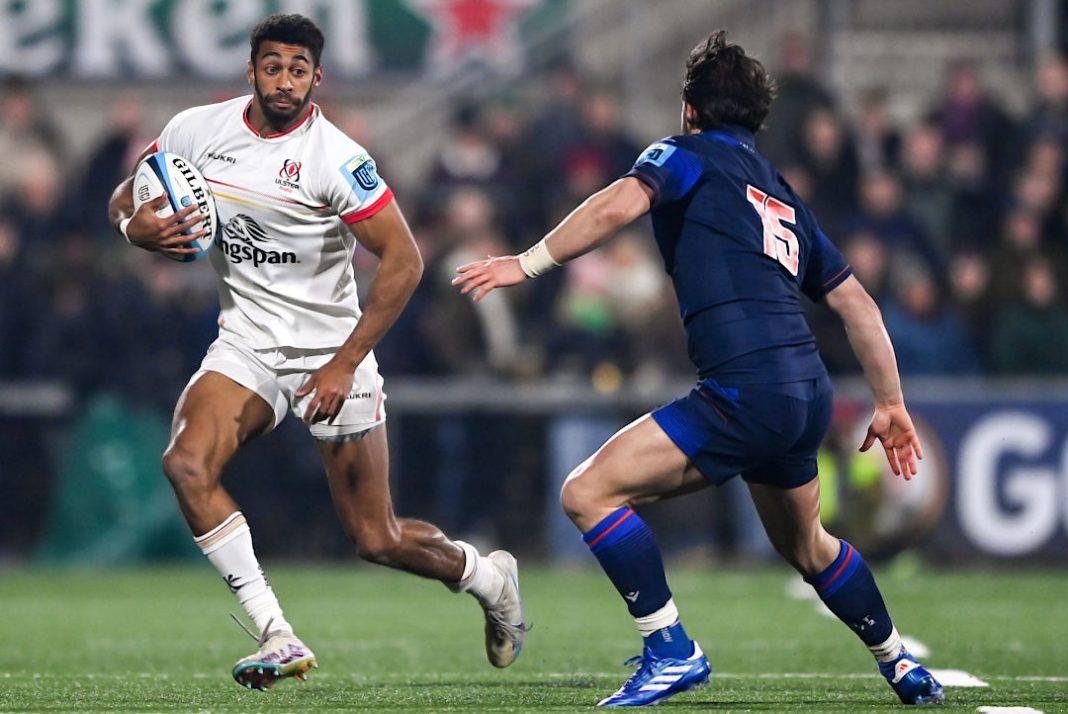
[597,642,710,707]
[878,648,945,706]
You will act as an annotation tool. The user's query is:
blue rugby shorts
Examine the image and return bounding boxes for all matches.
[652,374,833,489]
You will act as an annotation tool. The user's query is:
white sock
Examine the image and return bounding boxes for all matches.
[446,540,506,606]
[634,598,680,637]
[195,512,292,636]
[870,626,904,663]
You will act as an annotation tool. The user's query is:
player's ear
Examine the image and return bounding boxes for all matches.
[247,61,254,85]
[313,65,323,87]
[682,103,699,133]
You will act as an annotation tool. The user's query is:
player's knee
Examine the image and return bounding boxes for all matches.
[560,466,598,522]
[775,533,835,577]
[161,447,215,496]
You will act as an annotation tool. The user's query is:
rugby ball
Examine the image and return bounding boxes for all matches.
[133,151,218,262]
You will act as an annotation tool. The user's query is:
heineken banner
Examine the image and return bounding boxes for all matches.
[0,0,566,80]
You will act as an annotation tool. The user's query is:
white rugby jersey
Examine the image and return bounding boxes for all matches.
[153,95,393,349]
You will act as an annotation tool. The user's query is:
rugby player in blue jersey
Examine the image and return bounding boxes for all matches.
[454,31,944,708]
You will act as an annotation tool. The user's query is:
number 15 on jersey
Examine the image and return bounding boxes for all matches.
[746,184,799,276]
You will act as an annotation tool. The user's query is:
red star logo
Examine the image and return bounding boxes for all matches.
[406,0,538,75]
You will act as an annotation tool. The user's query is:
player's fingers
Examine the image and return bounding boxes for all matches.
[148,194,169,209]
[884,441,901,476]
[160,246,199,255]
[859,429,877,452]
[454,267,490,284]
[303,397,321,423]
[165,215,206,238]
[174,212,206,232]
[295,380,314,398]
[313,397,339,423]
[460,267,485,280]
[474,285,496,302]
[893,439,915,478]
[460,274,490,295]
[172,204,200,221]
[913,434,925,460]
[160,219,198,239]
[906,449,918,478]
[157,206,198,233]
[159,228,207,245]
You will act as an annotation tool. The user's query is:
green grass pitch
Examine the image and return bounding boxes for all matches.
[1,565,1065,712]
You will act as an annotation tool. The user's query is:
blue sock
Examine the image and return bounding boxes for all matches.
[583,508,692,659]
[806,540,894,647]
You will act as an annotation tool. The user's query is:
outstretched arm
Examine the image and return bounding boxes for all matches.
[296,199,423,423]
[452,177,653,301]
[824,274,924,478]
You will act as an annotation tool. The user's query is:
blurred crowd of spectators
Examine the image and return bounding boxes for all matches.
[6,33,1068,561]
[4,35,1068,406]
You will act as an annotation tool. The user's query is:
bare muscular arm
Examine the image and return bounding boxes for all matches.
[824,274,924,478]
[295,198,423,423]
[452,177,653,301]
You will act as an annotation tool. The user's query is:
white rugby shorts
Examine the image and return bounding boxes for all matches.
[192,334,386,439]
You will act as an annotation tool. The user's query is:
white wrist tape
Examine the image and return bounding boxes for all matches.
[118,217,133,243]
[518,238,560,278]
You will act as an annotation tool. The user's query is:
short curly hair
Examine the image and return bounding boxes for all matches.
[250,14,325,67]
[682,31,775,133]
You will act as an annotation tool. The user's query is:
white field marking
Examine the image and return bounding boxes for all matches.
[785,576,818,601]
[900,636,930,658]
[976,707,1045,714]
[6,671,1066,685]
[928,670,989,687]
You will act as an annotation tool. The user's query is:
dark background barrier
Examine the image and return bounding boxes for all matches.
[7,378,1067,565]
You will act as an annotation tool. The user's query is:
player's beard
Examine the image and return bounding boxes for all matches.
[254,79,313,130]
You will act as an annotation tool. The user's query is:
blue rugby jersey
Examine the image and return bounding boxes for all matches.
[625,124,852,383]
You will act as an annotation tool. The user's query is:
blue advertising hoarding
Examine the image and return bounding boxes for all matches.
[823,387,1068,562]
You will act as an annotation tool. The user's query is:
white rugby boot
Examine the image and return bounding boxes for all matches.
[481,550,528,668]
[231,622,317,691]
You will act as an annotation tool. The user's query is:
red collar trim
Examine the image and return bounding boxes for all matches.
[242,99,315,139]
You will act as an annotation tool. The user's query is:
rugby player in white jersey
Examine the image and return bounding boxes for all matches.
[106,13,525,691]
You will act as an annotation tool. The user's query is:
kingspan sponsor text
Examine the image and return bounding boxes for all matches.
[218,236,298,266]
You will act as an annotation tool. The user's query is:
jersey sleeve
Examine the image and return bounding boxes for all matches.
[624,138,704,208]
[153,107,199,159]
[323,136,394,224]
[801,227,853,302]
